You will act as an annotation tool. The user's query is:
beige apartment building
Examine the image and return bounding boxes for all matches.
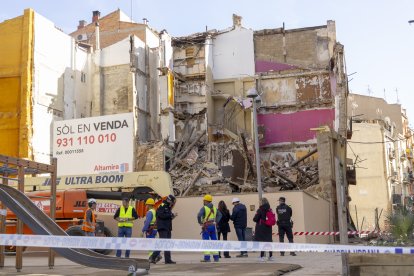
[347,94,414,230]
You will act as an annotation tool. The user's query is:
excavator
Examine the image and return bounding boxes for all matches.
[5,171,172,254]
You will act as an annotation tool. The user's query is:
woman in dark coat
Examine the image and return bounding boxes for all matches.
[253,197,273,261]
[217,200,231,258]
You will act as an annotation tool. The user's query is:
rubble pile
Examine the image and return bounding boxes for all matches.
[168,133,319,196]
[262,157,319,191]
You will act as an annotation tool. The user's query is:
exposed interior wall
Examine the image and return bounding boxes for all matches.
[212,27,255,80]
[348,123,390,230]
[258,108,334,146]
[0,9,34,159]
[100,64,133,115]
[254,21,335,70]
[173,41,208,142]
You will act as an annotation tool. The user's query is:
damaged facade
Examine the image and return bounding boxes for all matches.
[168,16,349,197]
[0,9,349,198]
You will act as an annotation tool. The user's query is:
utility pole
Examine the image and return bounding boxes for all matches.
[335,135,349,275]
[247,80,263,203]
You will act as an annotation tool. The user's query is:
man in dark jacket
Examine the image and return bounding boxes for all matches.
[149,195,177,264]
[276,196,296,256]
[230,198,248,257]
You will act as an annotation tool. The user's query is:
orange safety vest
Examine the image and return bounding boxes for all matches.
[82,208,96,232]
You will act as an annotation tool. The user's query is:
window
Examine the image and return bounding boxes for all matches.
[81,72,86,83]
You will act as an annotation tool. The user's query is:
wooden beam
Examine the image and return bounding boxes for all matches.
[289,149,317,167]
[48,158,57,269]
[182,170,202,196]
[169,131,206,171]
[240,133,255,177]
[0,155,55,173]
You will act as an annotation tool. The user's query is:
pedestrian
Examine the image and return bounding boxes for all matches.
[276,196,296,256]
[217,200,231,258]
[253,197,275,261]
[230,197,248,257]
[142,198,161,263]
[197,194,222,262]
[82,198,97,236]
[114,196,139,258]
[149,194,177,264]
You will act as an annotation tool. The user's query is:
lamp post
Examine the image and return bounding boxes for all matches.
[247,87,263,203]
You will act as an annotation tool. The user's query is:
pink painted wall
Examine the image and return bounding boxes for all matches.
[258,109,335,146]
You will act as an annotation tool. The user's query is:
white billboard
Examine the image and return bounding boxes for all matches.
[53,113,134,176]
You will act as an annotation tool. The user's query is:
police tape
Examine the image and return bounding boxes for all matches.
[0,234,412,254]
[274,231,381,236]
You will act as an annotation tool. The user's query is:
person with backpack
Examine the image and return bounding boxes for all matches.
[197,194,222,262]
[276,196,296,256]
[253,197,275,261]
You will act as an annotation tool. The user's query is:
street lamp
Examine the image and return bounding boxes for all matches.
[247,87,263,203]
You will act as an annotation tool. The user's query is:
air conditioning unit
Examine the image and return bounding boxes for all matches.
[76,34,88,41]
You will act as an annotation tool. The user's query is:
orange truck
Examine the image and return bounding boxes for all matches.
[6,171,172,254]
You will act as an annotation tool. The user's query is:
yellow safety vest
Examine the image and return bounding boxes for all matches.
[149,208,156,225]
[203,206,217,223]
[118,206,134,227]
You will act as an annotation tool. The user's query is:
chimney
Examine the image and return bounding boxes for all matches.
[142,18,148,25]
[232,14,242,27]
[77,20,87,30]
[92,10,100,23]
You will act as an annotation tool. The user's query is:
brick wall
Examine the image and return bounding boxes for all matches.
[71,10,147,49]
[254,27,330,69]
[136,142,165,171]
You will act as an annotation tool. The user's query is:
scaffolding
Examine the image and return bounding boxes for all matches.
[0,155,57,272]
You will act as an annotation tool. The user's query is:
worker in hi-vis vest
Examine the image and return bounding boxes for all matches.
[142,198,160,263]
[197,194,222,262]
[82,198,97,236]
[114,196,138,258]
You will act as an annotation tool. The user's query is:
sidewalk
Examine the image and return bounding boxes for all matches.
[0,250,341,275]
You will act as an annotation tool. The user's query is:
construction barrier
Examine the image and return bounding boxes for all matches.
[0,234,412,254]
[288,231,381,236]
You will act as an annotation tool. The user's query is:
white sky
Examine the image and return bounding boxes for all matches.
[2,0,414,122]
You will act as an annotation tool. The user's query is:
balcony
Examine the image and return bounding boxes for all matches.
[403,172,414,184]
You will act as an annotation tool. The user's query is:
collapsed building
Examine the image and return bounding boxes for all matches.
[160,16,349,197]
[0,9,348,199]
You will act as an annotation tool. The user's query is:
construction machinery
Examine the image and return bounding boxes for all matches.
[5,171,172,254]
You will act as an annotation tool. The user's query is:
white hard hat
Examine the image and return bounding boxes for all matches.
[88,198,97,204]
[232,198,240,203]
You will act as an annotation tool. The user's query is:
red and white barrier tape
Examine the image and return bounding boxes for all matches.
[273,231,381,236]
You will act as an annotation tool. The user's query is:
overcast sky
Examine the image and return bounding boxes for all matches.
[2,0,414,122]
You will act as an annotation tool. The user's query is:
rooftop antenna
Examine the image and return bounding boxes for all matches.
[396,88,400,103]
[130,0,133,23]
[367,85,372,96]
